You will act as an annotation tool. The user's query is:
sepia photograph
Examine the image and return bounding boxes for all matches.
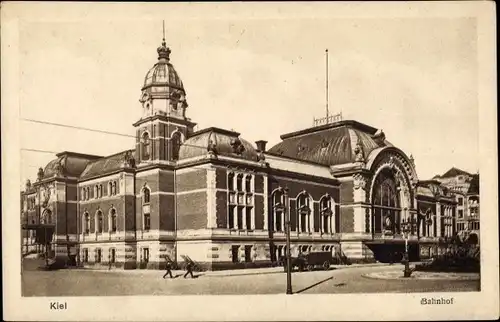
[2,1,498,321]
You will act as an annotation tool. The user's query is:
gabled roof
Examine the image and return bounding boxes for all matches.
[440,167,472,178]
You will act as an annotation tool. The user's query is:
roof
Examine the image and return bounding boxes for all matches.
[440,167,472,178]
[42,152,102,179]
[267,120,392,166]
[80,149,135,180]
[178,127,259,162]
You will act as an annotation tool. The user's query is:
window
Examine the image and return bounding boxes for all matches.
[144,214,151,231]
[236,174,243,192]
[231,245,240,263]
[110,209,117,233]
[142,132,151,160]
[110,248,116,263]
[237,207,243,229]
[96,249,102,263]
[245,207,252,230]
[228,205,235,229]
[297,193,311,233]
[86,187,90,200]
[320,196,333,234]
[83,212,90,234]
[245,175,252,192]
[108,182,113,196]
[97,211,103,233]
[458,209,464,218]
[458,197,463,206]
[244,245,252,263]
[171,132,181,161]
[94,185,98,199]
[112,181,117,195]
[271,190,285,232]
[372,169,401,234]
[228,172,234,191]
[143,187,150,204]
[83,249,88,262]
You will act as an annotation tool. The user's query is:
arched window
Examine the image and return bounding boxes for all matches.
[372,169,401,234]
[320,195,333,234]
[86,187,90,200]
[83,212,90,234]
[297,192,312,233]
[245,175,252,192]
[110,208,117,233]
[228,172,235,191]
[271,189,285,232]
[171,132,181,161]
[99,184,103,198]
[236,174,243,192]
[96,210,103,234]
[108,182,113,196]
[143,187,150,204]
[142,132,151,160]
[94,185,98,199]
[112,181,117,195]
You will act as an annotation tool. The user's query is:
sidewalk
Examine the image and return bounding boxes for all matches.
[70,262,390,277]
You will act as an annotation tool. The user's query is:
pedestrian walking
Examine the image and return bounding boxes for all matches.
[183,259,195,279]
[163,256,174,279]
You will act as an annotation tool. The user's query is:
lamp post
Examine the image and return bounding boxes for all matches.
[283,187,292,294]
[401,217,413,277]
[275,186,292,294]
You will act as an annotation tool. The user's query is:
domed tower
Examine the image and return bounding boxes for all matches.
[133,36,196,164]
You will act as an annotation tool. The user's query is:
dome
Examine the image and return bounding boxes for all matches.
[268,120,393,166]
[141,40,185,93]
[178,128,259,162]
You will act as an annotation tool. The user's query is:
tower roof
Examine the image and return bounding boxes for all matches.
[141,38,185,93]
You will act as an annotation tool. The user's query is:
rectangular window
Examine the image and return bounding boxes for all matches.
[110,249,116,263]
[458,209,464,218]
[245,207,252,230]
[323,216,329,233]
[301,214,307,233]
[458,197,463,206]
[96,249,102,263]
[244,245,252,263]
[245,177,251,192]
[231,245,239,263]
[228,206,235,229]
[144,214,151,231]
[143,248,149,263]
[237,207,243,229]
[83,249,88,263]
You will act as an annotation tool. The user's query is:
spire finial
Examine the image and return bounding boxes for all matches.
[157,20,171,61]
[162,20,166,46]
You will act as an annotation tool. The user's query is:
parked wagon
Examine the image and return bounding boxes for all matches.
[281,251,333,272]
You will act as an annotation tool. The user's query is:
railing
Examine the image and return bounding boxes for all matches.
[313,112,342,127]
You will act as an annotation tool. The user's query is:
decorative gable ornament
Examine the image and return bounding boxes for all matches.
[37,167,44,181]
[354,142,365,163]
[230,137,245,155]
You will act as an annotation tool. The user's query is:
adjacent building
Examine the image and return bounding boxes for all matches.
[21,38,470,270]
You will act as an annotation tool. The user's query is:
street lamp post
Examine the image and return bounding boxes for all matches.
[401,218,413,277]
[283,187,292,295]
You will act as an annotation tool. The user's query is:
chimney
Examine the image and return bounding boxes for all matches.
[255,140,268,152]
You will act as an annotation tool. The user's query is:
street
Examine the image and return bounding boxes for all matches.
[22,264,480,296]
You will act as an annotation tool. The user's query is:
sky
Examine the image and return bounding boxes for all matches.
[18,7,479,188]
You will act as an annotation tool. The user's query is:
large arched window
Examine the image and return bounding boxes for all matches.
[171,132,181,161]
[319,195,334,234]
[372,169,401,234]
[142,132,151,160]
[271,189,285,232]
[297,192,312,233]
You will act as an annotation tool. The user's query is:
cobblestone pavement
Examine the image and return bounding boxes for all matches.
[22,264,480,296]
